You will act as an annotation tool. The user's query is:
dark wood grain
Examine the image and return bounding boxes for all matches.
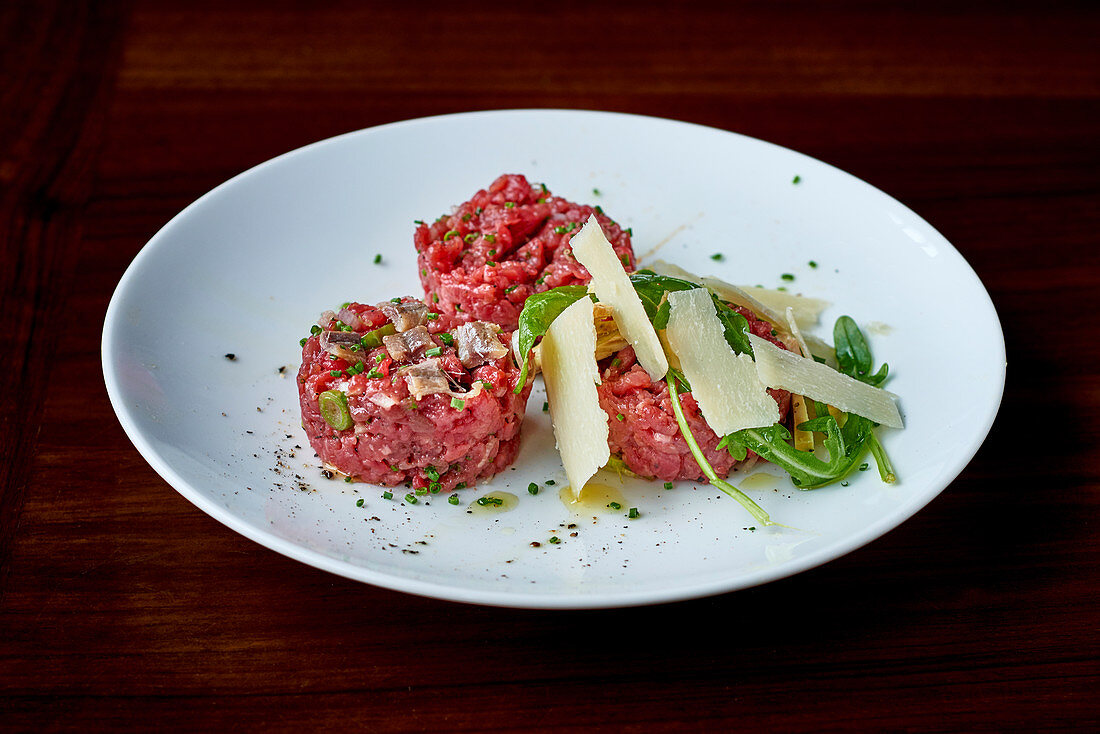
[2,1,1098,731]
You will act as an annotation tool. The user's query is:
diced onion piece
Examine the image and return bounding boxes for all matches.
[571,216,668,381]
[748,333,903,429]
[541,297,610,499]
[665,288,779,435]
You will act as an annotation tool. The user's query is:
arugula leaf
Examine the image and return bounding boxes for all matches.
[512,285,591,392]
[710,295,753,355]
[725,413,873,489]
[832,316,896,483]
[627,272,698,323]
[834,315,888,387]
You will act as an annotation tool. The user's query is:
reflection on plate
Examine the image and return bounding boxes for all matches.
[102,110,1005,608]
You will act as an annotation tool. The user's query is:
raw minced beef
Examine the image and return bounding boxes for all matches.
[297,298,531,492]
[596,307,792,482]
[416,173,636,331]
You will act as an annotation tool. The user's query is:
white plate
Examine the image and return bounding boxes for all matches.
[102,109,1005,609]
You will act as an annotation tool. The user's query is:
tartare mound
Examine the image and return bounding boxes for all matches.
[415,173,636,331]
[297,298,531,492]
[597,307,792,482]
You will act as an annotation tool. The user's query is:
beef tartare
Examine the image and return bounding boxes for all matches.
[415,174,636,331]
[596,307,792,482]
[298,298,530,492]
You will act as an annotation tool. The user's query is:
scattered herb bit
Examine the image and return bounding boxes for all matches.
[809,260,818,268]
[859,462,869,471]
[528,483,539,495]
[451,397,465,410]
[616,413,625,422]
[608,501,622,510]
[793,175,802,184]
[373,254,383,264]
[299,338,307,346]
[542,401,549,412]
[663,481,673,490]
[382,491,393,500]
[628,507,639,519]
[545,480,555,486]
[592,188,601,196]
[710,253,724,261]
[405,493,418,504]
[548,536,561,544]
[448,495,460,505]
[444,230,460,240]
[484,234,496,244]
[438,332,454,346]
[355,498,364,507]
[310,325,322,335]
[781,273,795,281]
[464,233,477,243]
[425,346,443,357]
[504,201,515,208]
[329,369,343,378]
[415,488,428,496]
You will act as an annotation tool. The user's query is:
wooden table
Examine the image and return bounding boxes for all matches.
[3,2,1098,730]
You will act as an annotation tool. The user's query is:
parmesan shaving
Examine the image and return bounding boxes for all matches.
[748,333,903,429]
[540,297,610,499]
[572,216,668,381]
[743,287,830,329]
[665,288,779,435]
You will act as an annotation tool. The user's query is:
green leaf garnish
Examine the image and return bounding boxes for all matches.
[512,286,591,392]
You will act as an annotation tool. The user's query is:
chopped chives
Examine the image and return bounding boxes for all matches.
[663,481,673,490]
[405,493,417,504]
[548,536,561,544]
[355,498,364,507]
[425,346,443,357]
[382,491,393,500]
[373,254,383,264]
[528,482,539,495]
[451,397,465,410]
[628,507,639,519]
[448,495,459,505]
[781,273,795,281]
[438,333,454,346]
[608,501,622,510]
[710,253,724,261]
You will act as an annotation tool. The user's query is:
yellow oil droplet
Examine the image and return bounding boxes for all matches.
[467,490,519,514]
[559,482,628,515]
[739,472,778,491]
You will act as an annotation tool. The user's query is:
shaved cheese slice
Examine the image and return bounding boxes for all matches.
[541,297,610,498]
[649,260,834,359]
[649,260,786,327]
[572,216,668,381]
[748,333,903,429]
[665,288,779,435]
[742,287,830,329]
